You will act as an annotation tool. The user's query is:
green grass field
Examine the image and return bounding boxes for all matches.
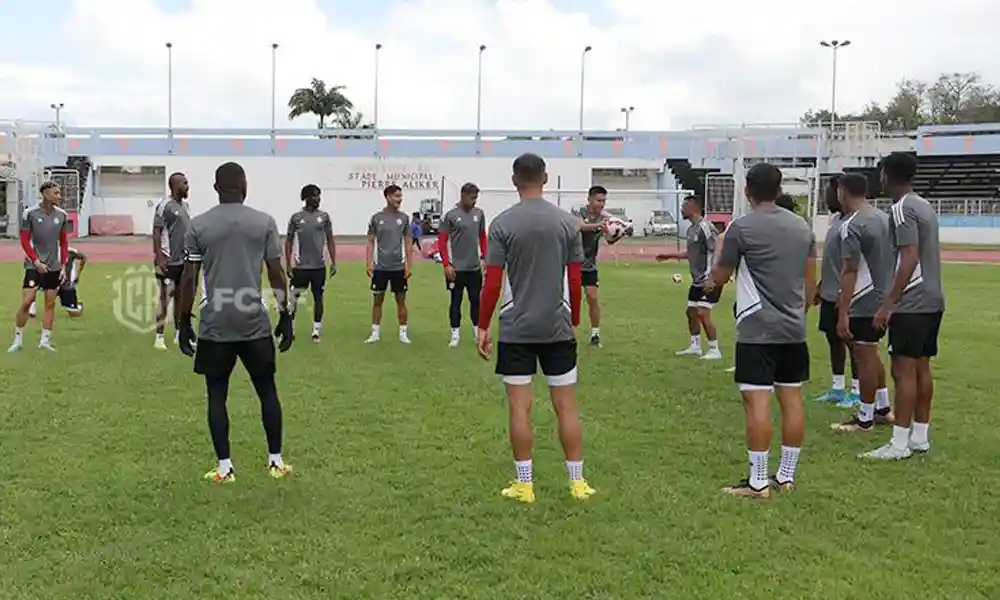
[3,261,999,600]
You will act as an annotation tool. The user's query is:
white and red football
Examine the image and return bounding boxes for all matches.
[604,218,627,244]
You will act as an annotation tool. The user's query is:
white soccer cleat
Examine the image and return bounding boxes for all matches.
[38,341,55,352]
[908,440,930,453]
[675,346,701,356]
[859,442,912,461]
[7,340,22,353]
[364,334,380,344]
[399,333,412,344]
[448,334,460,348]
[154,337,168,350]
[700,349,722,360]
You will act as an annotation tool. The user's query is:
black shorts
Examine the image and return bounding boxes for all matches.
[687,284,721,308]
[495,340,578,384]
[290,267,326,292]
[193,336,276,379]
[849,316,885,344]
[155,264,184,286]
[582,270,599,288]
[23,269,61,291]
[734,342,810,388]
[371,269,407,294]
[888,311,943,359]
[59,287,82,311]
[818,300,838,334]
[446,269,483,294]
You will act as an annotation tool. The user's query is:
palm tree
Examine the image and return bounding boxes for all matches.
[332,110,373,129]
[287,78,354,129]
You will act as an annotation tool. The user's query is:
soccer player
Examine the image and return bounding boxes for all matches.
[864,152,945,459]
[176,161,295,484]
[152,172,191,350]
[438,182,486,347]
[410,213,423,251]
[57,246,87,316]
[477,153,595,504]
[285,184,337,342]
[9,181,71,352]
[656,195,722,360]
[365,184,413,344]
[571,186,610,347]
[812,176,861,407]
[706,163,815,498]
[831,173,895,434]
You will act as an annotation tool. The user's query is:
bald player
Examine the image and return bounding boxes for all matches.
[438,182,487,347]
[177,161,295,484]
[286,183,338,342]
[364,184,413,344]
[571,186,610,347]
[9,181,71,352]
[707,163,815,499]
[152,173,191,350]
[477,152,595,504]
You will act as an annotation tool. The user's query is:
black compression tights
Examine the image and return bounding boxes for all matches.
[312,287,324,323]
[448,284,480,329]
[205,372,283,460]
[825,330,858,378]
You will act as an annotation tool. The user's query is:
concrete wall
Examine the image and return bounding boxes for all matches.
[811,214,1000,246]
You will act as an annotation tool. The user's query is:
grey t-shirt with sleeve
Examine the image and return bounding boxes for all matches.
[717,204,817,344]
[486,199,584,344]
[287,208,333,269]
[839,205,894,318]
[889,192,945,314]
[570,206,606,272]
[819,212,845,303]
[153,198,192,266]
[184,203,281,343]
[367,209,410,272]
[440,205,486,271]
[21,205,71,271]
[686,218,719,285]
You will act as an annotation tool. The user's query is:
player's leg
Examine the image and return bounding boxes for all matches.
[466,271,482,339]
[9,273,39,352]
[696,292,721,359]
[309,269,325,342]
[60,287,84,317]
[582,271,601,346]
[28,288,37,318]
[393,272,410,343]
[237,337,291,477]
[814,301,846,403]
[168,266,185,341]
[38,274,60,351]
[724,343,777,498]
[447,275,465,347]
[495,342,538,503]
[910,312,943,452]
[676,286,703,356]
[193,340,239,483]
[540,340,595,500]
[833,319,889,434]
[848,347,860,401]
[770,343,809,492]
[153,271,170,349]
[366,271,389,343]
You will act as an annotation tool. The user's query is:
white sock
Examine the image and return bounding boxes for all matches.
[891,425,910,448]
[857,402,874,423]
[155,332,164,340]
[851,379,860,395]
[748,451,769,490]
[218,458,233,474]
[514,459,532,483]
[451,327,460,337]
[14,326,23,341]
[777,446,800,484]
[40,329,51,343]
[566,460,584,482]
[371,324,380,336]
[312,322,321,333]
[708,339,719,350]
[832,374,845,390]
[268,453,283,467]
[399,325,408,335]
[875,388,890,411]
[690,335,701,349]
[591,327,600,336]
[911,422,930,445]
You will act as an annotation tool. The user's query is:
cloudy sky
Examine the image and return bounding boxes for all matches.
[1,0,998,132]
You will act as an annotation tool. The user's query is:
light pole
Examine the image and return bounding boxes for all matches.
[476,44,486,133]
[819,39,850,128]
[166,42,173,132]
[578,45,592,133]
[49,103,64,131]
[620,106,634,131]
[373,43,382,130]
[270,43,278,131]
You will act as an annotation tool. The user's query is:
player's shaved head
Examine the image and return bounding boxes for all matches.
[512,153,548,190]
[214,161,247,203]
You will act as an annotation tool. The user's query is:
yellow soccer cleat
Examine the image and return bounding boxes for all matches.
[204,468,235,484]
[269,463,293,479]
[500,481,535,504]
[570,479,596,500]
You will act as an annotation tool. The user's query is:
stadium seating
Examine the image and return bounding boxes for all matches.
[912,154,1000,200]
[666,159,720,202]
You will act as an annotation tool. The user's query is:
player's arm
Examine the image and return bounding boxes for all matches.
[566,227,584,328]
[437,215,452,267]
[883,205,920,308]
[264,219,290,311]
[838,222,862,322]
[477,222,507,330]
[73,249,88,282]
[178,226,202,318]
[58,215,70,269]
[19,210,40,268]
[365,216,376,272]
[478,217,487,259]
[403,217,414,270]
[708,221,740,287]
[152,202,166,269]
[284,217,297,270]
[804,234,817,314]
[324,217,337,267]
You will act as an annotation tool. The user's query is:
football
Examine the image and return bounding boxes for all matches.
[604,218,628,244]
[671,273,683,284]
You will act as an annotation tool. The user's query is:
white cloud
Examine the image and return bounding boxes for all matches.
[2,0,999,131]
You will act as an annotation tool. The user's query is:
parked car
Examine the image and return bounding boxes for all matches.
[417,197,443,235]
[604,207,634,236]
[643,209,678,237]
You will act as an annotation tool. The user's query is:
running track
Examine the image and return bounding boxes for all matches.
[1,241,999,264]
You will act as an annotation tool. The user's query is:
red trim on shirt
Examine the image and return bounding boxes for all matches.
[59,229,69,265]
[478,264,504,329]
[478,230,487,259]
[20,231,38,263]
[567,261,582,327]
[437,231,451,267]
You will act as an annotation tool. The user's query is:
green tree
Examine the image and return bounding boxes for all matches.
[287,78,357,129]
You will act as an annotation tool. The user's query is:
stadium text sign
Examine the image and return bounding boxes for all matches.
[346,162,440,191]
[112,265,160,333]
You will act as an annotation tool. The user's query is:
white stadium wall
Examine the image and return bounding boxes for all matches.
[811,214,1000,245]
[89,156,665,235]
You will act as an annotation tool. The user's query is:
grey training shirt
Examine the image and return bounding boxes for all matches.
[367,209,410,271]
[287,209,333,269]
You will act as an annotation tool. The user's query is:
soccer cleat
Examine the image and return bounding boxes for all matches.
[204,468,235,484]
[700,348,722,360]
[399,333,411,344]
[364,334,380,344]
[501,481,535,504]
[724,366,735,373]
[768,476,795,493]
[448,336,460,348]
[38,341,55,352]
[675,346,701,356]
[859,442,912,461]
[721,479,770,499]
[570,479,596,500]
[874,407,895,425]
[154,337,167,350]
[311,333,321,343]
[909,440,930,453]
[589,333,602,347]
[269,463,293,478]
[835,392,861,408]
[7,340,22,353]
[831,417,874,433]
[812,388,845,403]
